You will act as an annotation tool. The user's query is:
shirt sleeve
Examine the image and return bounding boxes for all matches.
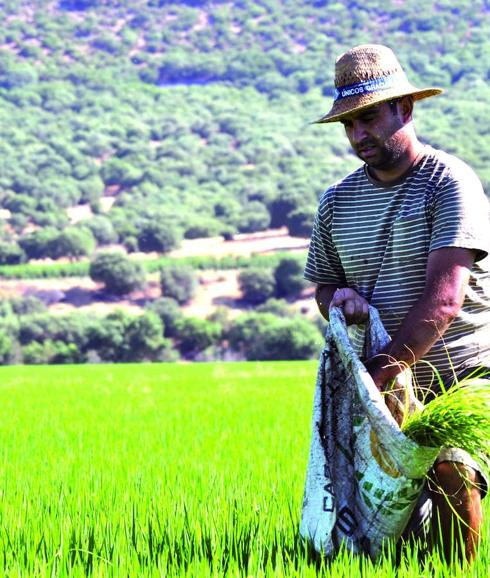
[429,161,490,262]
[304,191,347,285]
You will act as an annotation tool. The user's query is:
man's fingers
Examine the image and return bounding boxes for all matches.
[329,288,369,324]
[344,298,357,319]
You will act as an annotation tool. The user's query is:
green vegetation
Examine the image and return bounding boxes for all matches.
[0,285,323,363]
[89,250,146,295]
[0,362,488,576]
[0,0,489,264]
[159,263,197,304]
[403,376,490,457]
[0,252,293,279]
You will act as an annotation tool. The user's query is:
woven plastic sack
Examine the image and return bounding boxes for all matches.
[300,306,439,558]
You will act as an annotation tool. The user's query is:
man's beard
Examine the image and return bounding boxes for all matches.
[355,137,406,171]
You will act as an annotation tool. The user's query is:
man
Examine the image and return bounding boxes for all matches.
[304,44,490,562]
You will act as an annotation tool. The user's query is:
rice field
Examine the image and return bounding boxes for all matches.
[0,361,488,577]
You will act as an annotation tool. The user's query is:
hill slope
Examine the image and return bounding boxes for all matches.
[0,0,489,263]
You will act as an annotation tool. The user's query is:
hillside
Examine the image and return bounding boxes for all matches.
[0,0,489,265]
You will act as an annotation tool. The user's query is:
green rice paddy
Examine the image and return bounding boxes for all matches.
[0,362,488,577]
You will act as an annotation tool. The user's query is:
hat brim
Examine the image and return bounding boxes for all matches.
[314,86,443,124]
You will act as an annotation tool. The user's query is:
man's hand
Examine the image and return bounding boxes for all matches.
[330,288,369,325]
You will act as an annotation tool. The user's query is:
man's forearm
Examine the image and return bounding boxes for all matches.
[365,294,460,389]
[365,247,474,390]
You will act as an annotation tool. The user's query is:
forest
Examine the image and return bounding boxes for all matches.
[0,0,489,362]
[0,0,489,261]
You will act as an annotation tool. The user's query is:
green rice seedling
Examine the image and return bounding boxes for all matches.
[401,375,490,458]
[0,362,488,576]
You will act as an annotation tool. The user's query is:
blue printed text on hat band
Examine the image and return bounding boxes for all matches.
[334,71,407,102]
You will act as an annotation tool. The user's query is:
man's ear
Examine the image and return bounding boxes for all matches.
[400,95,414,123]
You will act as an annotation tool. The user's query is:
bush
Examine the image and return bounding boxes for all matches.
[256,298,290,316]
[176,317,222,357]
[9,296,47,317]
[0,242,25,265]
[286,206,315,237]
[137,219,182,253]
[238,268,276,305]
[160,264,197,305]
[227,312,321,361]
[82,216,118,246]
[124,312,169,361]
[274,256,307,298]
[48,227,96,259]
[146,297,183,338]
[19,228,59,260]
[237,202,271,233]
[89,251,146,295]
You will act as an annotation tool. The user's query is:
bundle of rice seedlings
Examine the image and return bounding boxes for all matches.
[401,377,490,457]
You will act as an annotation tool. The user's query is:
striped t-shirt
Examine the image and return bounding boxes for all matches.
[305,146,490,390]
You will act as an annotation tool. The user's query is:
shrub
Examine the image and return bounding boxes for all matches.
[48,227,96,259]
[256,298,290,316]
[0,242,25,265]
[238,268,276,305]
[137,220,182,253]
[145,297,183,338]
[227,312,321,361]
[160,264,197,305]
[176,317,222,357]
[89,251,146,296]
[124,312,168,362]
[82,216,117,245]
[286,206,315,237]
[274,256,307,298]
[237,201,271,233]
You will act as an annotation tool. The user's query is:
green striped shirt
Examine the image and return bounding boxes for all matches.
[305,146,490,389]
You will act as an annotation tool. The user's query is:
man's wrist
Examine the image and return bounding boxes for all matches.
[364,353,403,390]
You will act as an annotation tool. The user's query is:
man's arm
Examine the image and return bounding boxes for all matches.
[365,247,476,390]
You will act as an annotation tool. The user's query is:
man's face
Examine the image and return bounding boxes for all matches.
[340,101,408,172]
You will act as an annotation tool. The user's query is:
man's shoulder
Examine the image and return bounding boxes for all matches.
[320,165,367,200]
[421,146,481,184]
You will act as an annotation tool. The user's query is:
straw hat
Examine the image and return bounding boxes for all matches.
[315,44,443,124]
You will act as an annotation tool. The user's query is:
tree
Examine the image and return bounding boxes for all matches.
[227,312,321,361]
[268,192,302,228]
[238,268,276,305]
[145,297,182,337]
[286,206,315,237]
[9,296,47,317]
[0,331,14,364]
[89,251,146,295]
[160,264,197,305]
[256,298,290,316]
[0,242,25,265]
[48,227,96,259]
[124,312,168,361]
[237,201,271,233]
[137,219,182,253]
[85,310,130,362]
[82,216,118,245]
[19,228,59,260]
[100,158,143,187]
[274,256,308,298]
[176,317,222,357]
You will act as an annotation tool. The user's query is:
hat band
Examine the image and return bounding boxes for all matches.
[333,71,407,102]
